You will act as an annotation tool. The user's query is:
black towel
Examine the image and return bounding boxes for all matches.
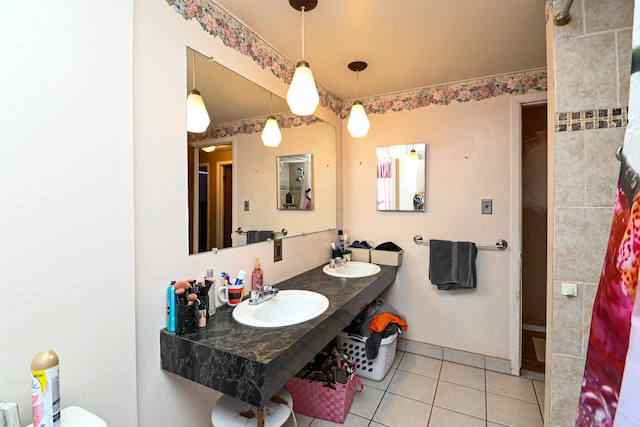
[428,240,478,290]
[247,230,274,244]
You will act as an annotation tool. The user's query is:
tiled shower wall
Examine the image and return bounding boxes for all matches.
[550,0,633,425]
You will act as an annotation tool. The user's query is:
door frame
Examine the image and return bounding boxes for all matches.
[509,92,548,374]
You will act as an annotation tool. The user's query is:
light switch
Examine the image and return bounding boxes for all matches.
[561,282,578,297]
[244,200,250,211]
[481,199,492,214]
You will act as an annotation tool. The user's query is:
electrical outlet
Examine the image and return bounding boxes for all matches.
[273,238,283,262]
[481,199,493,214]
[244,200,250,211]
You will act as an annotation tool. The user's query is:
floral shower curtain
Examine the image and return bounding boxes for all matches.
[576,1,640,425]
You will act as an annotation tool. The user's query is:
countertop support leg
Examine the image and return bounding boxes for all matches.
[257,405,265,427]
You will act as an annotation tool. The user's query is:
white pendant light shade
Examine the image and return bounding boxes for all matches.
[261,115,282,147]
[201,146,216,153]
[287,61,319,116]
[187,89,211,133]
[409,148,420,168]
[347,100,370,138]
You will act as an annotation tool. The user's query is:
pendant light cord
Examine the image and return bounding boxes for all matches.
[301,6,306,60]
[191,50,196,89]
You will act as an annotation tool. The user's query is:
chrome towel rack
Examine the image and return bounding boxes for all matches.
[413,235,508,250]
[235,227,288,237]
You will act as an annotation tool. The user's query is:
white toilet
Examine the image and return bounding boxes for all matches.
[211,388,293,427]
[25,406,107,427]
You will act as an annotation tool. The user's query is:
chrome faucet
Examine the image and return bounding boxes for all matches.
[330,257,348,269]
[248,285,279,305]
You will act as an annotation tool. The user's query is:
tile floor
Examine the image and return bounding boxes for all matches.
[283,350,545,427]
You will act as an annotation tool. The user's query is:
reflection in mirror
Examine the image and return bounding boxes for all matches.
[186,47,337,254]
[376,143,427,211]
[277,154,313,210]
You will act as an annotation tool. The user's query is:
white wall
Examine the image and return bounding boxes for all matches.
[343,97,516,358]
[0,1,137,425]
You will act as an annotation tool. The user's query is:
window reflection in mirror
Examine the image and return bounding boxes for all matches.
[277,154,313,210]
[376,143,427,211]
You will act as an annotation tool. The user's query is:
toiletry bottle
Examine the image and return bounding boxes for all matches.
[167,281,176,332]
[205,269,216,316]
[235,269,246,300]
[251,257,264,291]
[338,229,345,252]
[31,349,60,427]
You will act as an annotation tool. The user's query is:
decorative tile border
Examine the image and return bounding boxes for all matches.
[188,112,322,142]
[170,0,548,134]
[555,107,628,132]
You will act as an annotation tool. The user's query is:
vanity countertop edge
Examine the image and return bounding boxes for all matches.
[160,263,397,406]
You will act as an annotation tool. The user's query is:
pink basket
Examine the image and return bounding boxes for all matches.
[286,376,360,423]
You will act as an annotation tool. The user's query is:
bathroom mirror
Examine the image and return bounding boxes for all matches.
[186,47,337,254]
[277,154,313,210]
[376,143,427,211]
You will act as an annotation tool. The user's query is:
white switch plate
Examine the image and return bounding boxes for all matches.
[561,282,578,297]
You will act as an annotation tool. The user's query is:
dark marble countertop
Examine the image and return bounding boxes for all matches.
[160,263,397,406]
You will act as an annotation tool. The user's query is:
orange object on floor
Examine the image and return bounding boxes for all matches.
[368,313,408,333]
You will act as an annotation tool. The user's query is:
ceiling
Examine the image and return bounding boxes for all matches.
[214,0,547,100]
[190,0,547,126]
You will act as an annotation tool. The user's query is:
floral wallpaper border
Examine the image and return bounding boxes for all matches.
[171,0,547,136]
[189,112,322,142]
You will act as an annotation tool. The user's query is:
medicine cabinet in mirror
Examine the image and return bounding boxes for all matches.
[186,47,337,254]
[277,154,313,210]
[376,143,427,211]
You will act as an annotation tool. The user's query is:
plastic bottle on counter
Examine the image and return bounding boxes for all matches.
[251,257,264,291]
[31,349,61,427]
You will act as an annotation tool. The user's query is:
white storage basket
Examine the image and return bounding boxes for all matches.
[336,331,398,381]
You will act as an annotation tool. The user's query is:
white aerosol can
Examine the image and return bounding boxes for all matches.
[31,349,60,427]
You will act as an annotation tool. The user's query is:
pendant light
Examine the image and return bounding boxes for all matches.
[286,0,319,116]
[262,93,282,147]
[186,50,211,133]
[347,61,370,138]
[409,145,420,168]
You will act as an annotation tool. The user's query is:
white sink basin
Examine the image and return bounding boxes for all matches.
[232,290,329,328]
[323,261,381,278]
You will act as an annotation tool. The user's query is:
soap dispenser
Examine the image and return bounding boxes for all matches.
[251,257,264,291]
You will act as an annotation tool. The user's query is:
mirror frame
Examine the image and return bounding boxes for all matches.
[376,143,427,212]
[277,153,313,211]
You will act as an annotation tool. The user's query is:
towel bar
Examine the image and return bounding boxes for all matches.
[235,227,288,237]
[413,235,508,250]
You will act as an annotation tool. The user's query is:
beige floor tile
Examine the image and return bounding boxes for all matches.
[360,365,395,391]
[373,393,431,427]
[286,412,313,427]
[487,393,543,427]
[387,370,438,404]
[428,406,485,427]
[434,381,486,419]
[440,361,485,390]
[348,385,385,419]
[308,412,370,426]
[398,353,442,379]
[486,371,537,403]
[392,350,405,368]
[369,423,386,427]
[533,380,545,404]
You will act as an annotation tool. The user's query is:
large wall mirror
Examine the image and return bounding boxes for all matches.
[376,143,427,211]
[187,47,337,254]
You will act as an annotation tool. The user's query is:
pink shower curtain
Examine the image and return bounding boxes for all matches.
[576,1,640,425]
